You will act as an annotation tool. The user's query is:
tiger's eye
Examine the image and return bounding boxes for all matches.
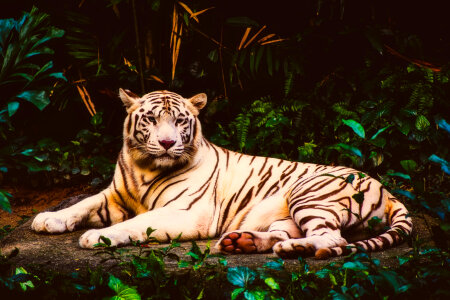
[147,116,156,124]
[175,118,184,125]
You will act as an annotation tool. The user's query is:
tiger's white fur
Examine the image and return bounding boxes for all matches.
[31,89,412,259]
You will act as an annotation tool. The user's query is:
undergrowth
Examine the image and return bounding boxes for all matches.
[0,227,449,299]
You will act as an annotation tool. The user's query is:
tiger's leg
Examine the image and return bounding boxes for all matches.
[31,188,132,233]
[79,207,206,248]
[272,204,348,258]
[216,218,302,254]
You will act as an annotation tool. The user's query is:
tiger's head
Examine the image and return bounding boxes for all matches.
[119,89,207,169]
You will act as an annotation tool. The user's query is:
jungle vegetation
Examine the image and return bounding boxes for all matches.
[0,0,449,298]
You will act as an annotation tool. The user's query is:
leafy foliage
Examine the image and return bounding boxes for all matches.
[0,1,449,298]
[0,229,449,299]
[0,6,65,130]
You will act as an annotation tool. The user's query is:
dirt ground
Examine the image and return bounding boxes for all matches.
[0,184,98,228]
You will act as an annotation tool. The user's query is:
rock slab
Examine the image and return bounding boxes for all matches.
[0,195,435,274]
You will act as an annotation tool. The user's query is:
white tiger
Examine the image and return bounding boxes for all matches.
[31,89,412,259]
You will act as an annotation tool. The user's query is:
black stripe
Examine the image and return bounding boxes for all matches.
[236,187,254,212]
[163,188,188,207]
[103,194,111,226]
[258,157,269,176]
[183,183,210,210]
[233,169,254,202]
[151,179,188,210]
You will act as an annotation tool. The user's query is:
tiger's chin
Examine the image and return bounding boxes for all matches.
[153,154,180,169]
[132,151,188,170]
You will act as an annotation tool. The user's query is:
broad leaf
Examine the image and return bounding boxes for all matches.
[264,277,280,290]
[400,160,417,173]
[244,290,265,300]
[392,189,416,200]
[387,172,411,180]
[225,17,259,27]
[227,266,256,288]
[370,125,391,140]
[108,275,141,300]
[16,90,50,110]
[7,101,19,116]
[437,118,450,134]
[352,192,364,204]
[0,191,12,213]
[342,119,365,138]
[48,72,67,81]
[334,143,363,158]
[428,154,450,175]
[415,115,430,131]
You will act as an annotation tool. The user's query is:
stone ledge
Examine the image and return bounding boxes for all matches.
[0,195,435,274]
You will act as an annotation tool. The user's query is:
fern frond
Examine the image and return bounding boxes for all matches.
[332,102,357,118]
[235,113,251,151]
[284,71,293,96]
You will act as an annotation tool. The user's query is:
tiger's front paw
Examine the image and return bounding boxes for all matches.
[31,211,83,233]
[79,227,146,248]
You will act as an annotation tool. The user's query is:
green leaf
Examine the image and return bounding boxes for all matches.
[33,61,53,78]
[108,275,141,300]
[225,17,259,27]
[263,259,284,270]
[368,216,382,228]
[49,72,67,81]
[440,222,450,232]
[392,189,416,200]
[387,172,411,180]
[99,236,111,246]
[16,90,50,110]
[415,115,430,131]
[227,266,256,288]
[400,160,417,173]
[398,256,411,266]
[21,149,34,156]
[0,191,12,213]
[352,192,364,204]
[243,290,265,300]
[255,46,264,73]
[231,287,245,300]
[345,174,355,184]
[342,261,368,271]
[146,227,155,238]
[428,154,450,175]
[342,119,365,138]
[437,118,450,134]
[14,267,34,291]
[7,101,19,117]
[370,125,391,140]
[369,137,386,148]
[334,143,363,158]
[264,277,280,290]
[151,0,160,11]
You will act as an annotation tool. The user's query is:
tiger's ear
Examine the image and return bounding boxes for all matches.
[119,88,139,109]
[189,93,207,111]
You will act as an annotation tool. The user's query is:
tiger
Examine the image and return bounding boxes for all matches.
[31,89,413,259]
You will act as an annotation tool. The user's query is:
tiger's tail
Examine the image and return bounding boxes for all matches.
[315,197,413,260]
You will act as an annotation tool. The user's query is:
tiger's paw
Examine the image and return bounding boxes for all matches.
[273,236,348,258]
[79,227,145,249]
[273,240,315,258]
[216,230,289,254]
[217,232,257,254]
[31,211,83,233]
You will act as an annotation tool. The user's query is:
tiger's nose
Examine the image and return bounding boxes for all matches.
[159,139,176,150]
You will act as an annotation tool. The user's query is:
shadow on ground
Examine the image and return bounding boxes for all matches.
[0,194,436,274]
